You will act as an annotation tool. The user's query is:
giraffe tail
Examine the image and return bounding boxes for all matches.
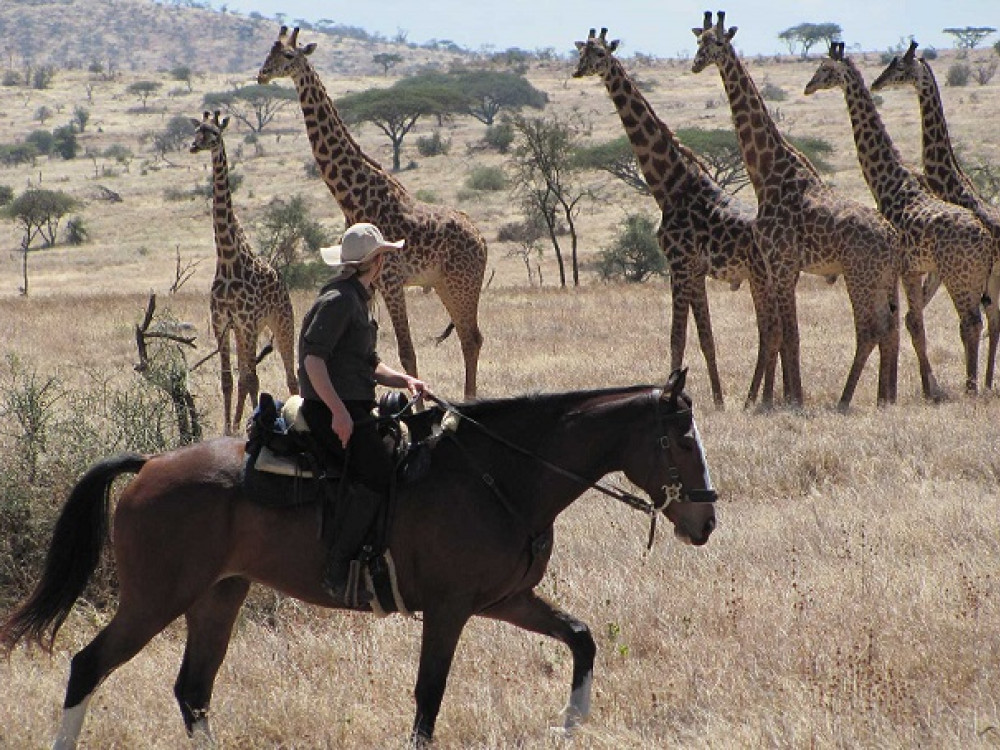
[434,322,455,345]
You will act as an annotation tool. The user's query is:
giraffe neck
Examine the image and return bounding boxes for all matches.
[289,62,408,219]
[210,139,248,268]
[839,58,921,213]
[600,57,715,207]
[914,61,981,209]
[715,50,820,196]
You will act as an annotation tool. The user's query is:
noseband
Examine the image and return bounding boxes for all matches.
[650,389,719,509]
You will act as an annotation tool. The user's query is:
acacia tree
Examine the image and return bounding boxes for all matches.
[451,69,548,125]
[778,22,842,58]
[337,80,463,170]
[943,26,996,57]
[508,114,593,287]
[4,188,79,294]
[372,52,403,76]
[572,136,651,196]
[203,84,298,133]
[127,80,162,110]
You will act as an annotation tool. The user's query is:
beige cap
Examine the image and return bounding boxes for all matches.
[319,222,404,268]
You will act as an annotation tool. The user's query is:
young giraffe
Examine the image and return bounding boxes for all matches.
[190,110,298,434]
[691,11,905,409]
[805,43,996,394]
[256,26,486,399]
[573,27,768,409]
[871,41,1000,389]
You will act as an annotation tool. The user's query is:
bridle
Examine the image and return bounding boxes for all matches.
[421,388,717,549]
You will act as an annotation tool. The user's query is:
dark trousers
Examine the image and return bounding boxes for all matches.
[300,398,394,493]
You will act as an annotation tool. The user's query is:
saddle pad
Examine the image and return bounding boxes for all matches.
[253,445,315,478]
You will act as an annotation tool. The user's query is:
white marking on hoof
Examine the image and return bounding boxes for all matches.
[560,671,593,734]
[191,717,215,748]
[53,695,91,750]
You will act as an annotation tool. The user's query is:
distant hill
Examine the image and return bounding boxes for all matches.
[0,0,469,77]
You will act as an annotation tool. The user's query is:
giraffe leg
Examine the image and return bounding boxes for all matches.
[948,287,983,394]
[216,332,234,436]
[268,303,299,397]
[746,278,779,408]
[435,278,484,400]
[901,272,940,400]
[380,283,419,382]
[174,577,251,740]
[686,278,725,409]
[837,274,885,410]
[776,278,803,407]
[982,269,1000,390]
[232,332,260,434]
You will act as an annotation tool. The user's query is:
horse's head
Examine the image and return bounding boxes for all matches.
[626,369,717,546]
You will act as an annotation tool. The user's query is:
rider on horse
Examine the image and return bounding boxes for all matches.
[298,222,429,605]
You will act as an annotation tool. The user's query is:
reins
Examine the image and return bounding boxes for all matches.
[423,389,714,550]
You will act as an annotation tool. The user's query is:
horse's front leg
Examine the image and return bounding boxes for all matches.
[482,590,597,734]
[410,606,472,746]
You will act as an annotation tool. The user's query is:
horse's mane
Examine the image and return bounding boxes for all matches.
[404,384,654,433]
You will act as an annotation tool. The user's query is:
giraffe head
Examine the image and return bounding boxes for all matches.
[189,110,229,154]
[803,42,850,96]
[871,40,921,92]
[257,26,317,84]
[572,27,620,78]
[691,10,737,74]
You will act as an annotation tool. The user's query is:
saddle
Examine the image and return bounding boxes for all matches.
[242,392,441,616]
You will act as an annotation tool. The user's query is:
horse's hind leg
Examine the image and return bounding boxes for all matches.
[174,577,251,741]
[482,590,596,734]
[56,608,178,749]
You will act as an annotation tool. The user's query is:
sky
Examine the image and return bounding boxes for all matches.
[225,1,999,58]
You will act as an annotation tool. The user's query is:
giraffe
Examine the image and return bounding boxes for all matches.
[189,110,298,434]
[573,27,768,409]
[871,40,1000,389]
[691,11,905,409]
[804,42,996,395]
[256,26,486,399]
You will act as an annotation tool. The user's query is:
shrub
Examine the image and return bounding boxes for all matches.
[65,216,88,245]
[596,213,667,283]
[760,81,787,101]
[0,185,13,206]
[484,122,514,153]
[415,189,439,203]
[25,129,54,155]
[2,70,20,86]
[465,165,508,191]
[0,143,39,166]
[946,63,971,87]
[416,131,451,157]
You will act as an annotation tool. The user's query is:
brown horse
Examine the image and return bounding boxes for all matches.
[0,369,717,747]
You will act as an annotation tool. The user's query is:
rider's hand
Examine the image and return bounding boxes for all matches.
[331,402,353,447]
[404,375,430,399]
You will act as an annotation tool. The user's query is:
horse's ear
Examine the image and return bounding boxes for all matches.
[662,368,688,406]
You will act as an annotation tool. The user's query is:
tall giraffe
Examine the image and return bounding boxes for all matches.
[871,41,1000,389]
[691,11,905,409]
[805,43,996,394]
[573,27,767,409]
[256,26,486,399]
[189,110,298,434]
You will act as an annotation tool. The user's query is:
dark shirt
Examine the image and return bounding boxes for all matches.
[298,274,380,403]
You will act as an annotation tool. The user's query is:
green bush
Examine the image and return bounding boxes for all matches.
[947,63,971,87]
[597,214,667,283]
[25,129,55,155]
[465,165,508,191]
[65,216,88,245]
[484,122,515,153]
[416,131,451,157]
[0,185,13,206]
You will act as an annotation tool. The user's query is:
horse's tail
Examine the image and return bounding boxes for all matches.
[0,452,147,654]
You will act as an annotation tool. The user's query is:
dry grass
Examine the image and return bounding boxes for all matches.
[1,25,1000,750]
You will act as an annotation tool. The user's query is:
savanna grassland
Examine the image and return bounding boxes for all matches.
[1,3,1000,748]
